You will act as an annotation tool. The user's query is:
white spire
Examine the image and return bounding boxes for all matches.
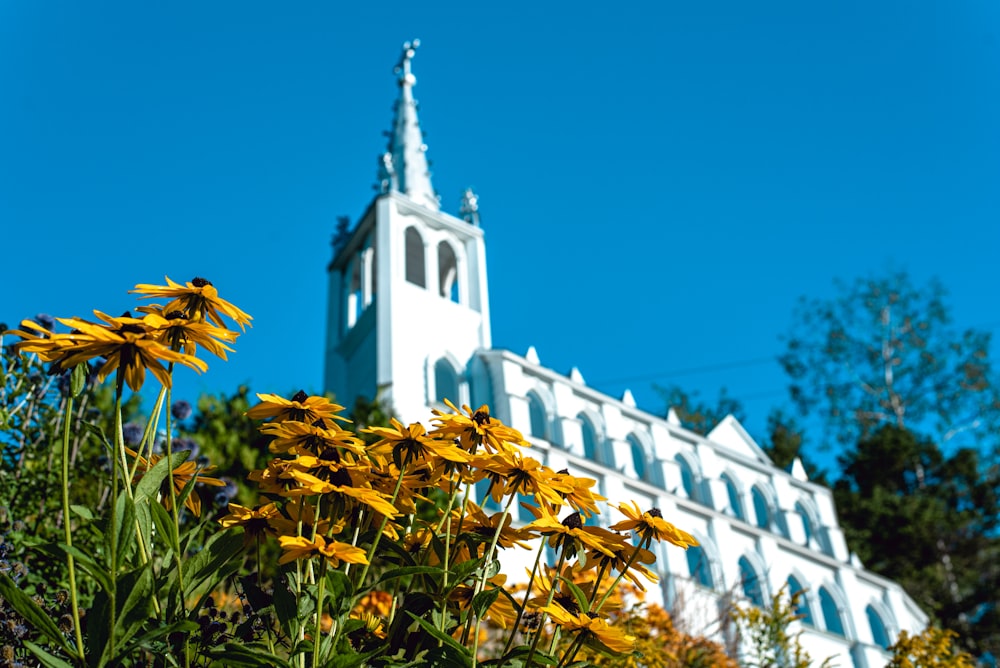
[380,40,439,211]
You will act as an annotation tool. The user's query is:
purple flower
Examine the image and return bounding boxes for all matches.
[34,313,55,331]
[122,422,144,446]
[171,400,192,421]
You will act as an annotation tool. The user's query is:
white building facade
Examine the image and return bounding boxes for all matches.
[324,42,927,668]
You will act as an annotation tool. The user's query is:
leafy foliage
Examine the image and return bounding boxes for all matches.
[779,271,1000,452]
[655,384,746,435]
[731,586,834,668]
[834,425,1000,660]
[887,627,976,668]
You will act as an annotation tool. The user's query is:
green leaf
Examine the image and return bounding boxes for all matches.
[449,556,484,584]
[134,450,189,502]
[204,642,292,667]
[0,572,74,656]
[70,362,87,397]
[557,576,589,615]
[471,587,500,619]
[113,567,154,650]
[149,499,176,552]
[272,574,297,628]
[374,565,444,587]
[119,619,198,655]
[113,491,137,566]
[23,641,75,668]
[325,646,385,668]
[182,528,245,599]
[326,570,354,615]
[404,612,471,658]
[70,504,94,521]
[46,542,113,593]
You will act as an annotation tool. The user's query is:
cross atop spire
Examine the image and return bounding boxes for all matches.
[378,40,439,211]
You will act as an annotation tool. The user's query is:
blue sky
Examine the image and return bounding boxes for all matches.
[2,1,998,464]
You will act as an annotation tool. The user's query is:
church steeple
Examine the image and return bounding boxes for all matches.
[378,40,439,211]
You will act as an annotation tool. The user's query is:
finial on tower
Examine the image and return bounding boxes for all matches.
[460,188,480,226]
[380,39,439,211]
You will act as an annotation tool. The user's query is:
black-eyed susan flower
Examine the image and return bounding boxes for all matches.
[430,400,527,454]
[546,469,606,518]
[131,276,252,331]
[470,449,563,508]
[523,507,625,560]
[539,604,636,654]
[277,535,368,568]
[127,447,225,516]
[219,503,280,542]
[246,391,348,426]
[364,418,472,470]
[610,501,698,548]
[259,420,366,458]
[141,309,238,360]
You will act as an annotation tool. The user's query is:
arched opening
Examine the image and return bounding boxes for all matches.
[819,587,846,637]
[437,241,459,303]
[686,546,713,589]
[676,455,698,502]
[434,358,459,405]
[751,486,771,531]
[346,258,363,327]
[795,501,814,545]
[788,576,813,626]
[405,226,426,287]
[579,414,599,462]
[866,605,890,649]
[628,435,649,482]
[528,393,548,440]
[722,474,744,521]
[739,557,765,607]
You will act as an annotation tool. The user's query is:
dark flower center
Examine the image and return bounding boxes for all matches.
[557,469,569,476]
[192,277,213,287]
[562,512,582,529]
[473,409,490,426]
[328,468,352,487]
[648,507,663,518]
[166,310,186,320]
[291,390,309,403]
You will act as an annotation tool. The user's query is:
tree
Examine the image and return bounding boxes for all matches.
[779,271,1000,453]
[834,425,1000,660]
[656,384,746,435]
[761,408,827,485]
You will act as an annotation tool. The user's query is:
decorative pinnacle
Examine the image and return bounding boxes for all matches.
[460,188,480,226]
[380,39,439,211]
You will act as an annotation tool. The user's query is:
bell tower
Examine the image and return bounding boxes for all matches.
[324,41,492,422]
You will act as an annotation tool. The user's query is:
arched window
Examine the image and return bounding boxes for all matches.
[819,587,845,637]
[468,356,492,413]
[628,435,649,482]
[347,258,362,326]
[676,455,698,502]
[752,486,771,530]
[405,227,426,287]
[788,576,814,626]
[866,605,890,649]
[795,501,814,545]
[579,414,599,459]
[722,474,744,520]
[437,241,459,303]
[528,393,547,440]
[434,358,459,404]
[739,557,765,607]
[687,546,713,589]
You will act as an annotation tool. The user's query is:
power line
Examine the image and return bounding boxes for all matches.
[593,355,777,386]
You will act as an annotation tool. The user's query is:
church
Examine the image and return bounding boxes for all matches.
[323,41,927,667]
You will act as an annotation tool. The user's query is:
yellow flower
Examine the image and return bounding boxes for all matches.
[127,447,225,516]
[364,418,473,469]
[451,500,536,552]
[259,420,366,458]
[610,502,698,548]
[450,575,519,629]
[277,535,368,568]
[246,391,348,427]
[582,540,659,590]
[470,449,563,508]
[540,604,637,654]
[523,507,625,559]
[266,498,339,539]
[219,503,280,541]
[430,400,528,454]
[13,311,207,391]
[546,469,606,518]
[131,276,252,331]
[140,308,238,360]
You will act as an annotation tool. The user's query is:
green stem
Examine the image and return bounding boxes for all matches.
[525,547,568,668]
[592,537,651,615]
[352,467,406,590]
[469,493,519,666]
[502,538,547,656]
[59,392,85,662]
[164,380,189,668]
[312,560,329,668]
[109,373,123,662]
[557,633,586,668]
[256,535,276,655]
